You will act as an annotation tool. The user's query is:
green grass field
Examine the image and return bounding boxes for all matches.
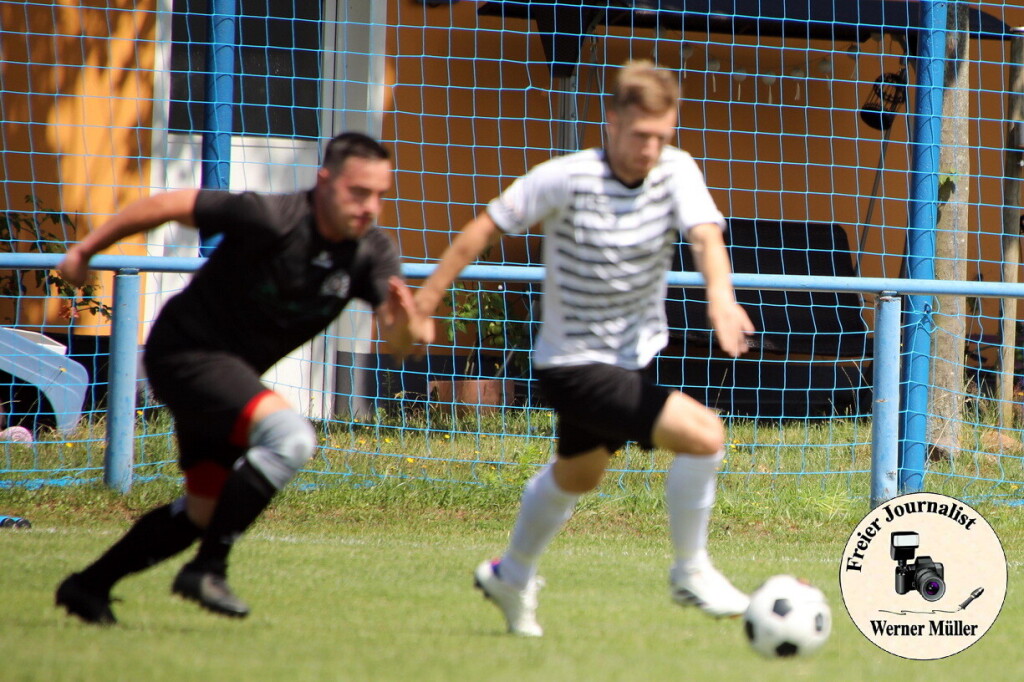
[1,476,1021,682]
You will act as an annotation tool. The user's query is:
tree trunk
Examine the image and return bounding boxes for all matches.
[1000,35,1024,427]
[928,2,970,461]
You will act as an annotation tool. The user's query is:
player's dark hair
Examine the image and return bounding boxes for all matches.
[321,132,390,173]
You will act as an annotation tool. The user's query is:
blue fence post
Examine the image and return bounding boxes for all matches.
[871,294,902,509]
[199,0,236,256]
[104,269,141,493]
[899,0,947,494]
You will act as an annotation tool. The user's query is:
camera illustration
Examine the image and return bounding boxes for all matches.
[891,531,946,601]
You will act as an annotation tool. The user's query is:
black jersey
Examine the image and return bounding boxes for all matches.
[146,189,400,373]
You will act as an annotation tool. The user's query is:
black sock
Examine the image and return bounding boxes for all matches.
[186,459,277,577]
[78,502,201,594]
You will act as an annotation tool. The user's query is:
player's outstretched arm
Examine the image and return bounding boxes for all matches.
[687,222,755,358]
[58,189,200,287]
[377,276,432,360]
[414,211,503,318]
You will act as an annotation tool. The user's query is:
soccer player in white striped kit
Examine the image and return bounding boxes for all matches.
[417,60,756,637]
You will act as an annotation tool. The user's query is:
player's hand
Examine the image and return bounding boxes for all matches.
[57,247,91,287]
[412,285,442,321]
[708,298,755,358]
[389,277,435,348]
[381,276,433,360]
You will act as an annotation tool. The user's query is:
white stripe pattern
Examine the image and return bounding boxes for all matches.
[487,146,724,369]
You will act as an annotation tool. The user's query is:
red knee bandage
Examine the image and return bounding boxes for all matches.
[228,389,275,447]
[183,460,232,497]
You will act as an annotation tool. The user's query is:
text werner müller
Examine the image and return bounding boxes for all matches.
[870,620,979,636]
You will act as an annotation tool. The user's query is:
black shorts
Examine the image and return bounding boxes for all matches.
[144,348,267,471]
[535,363,672,457]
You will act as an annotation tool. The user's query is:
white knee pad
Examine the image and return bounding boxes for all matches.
[244,410,317,490]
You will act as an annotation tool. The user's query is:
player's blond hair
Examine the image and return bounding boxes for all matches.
[609,60,679,114]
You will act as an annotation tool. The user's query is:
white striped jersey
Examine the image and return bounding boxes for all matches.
[487,146,725,370]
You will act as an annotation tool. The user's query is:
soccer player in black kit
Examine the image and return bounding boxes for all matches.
[55,133,429,624]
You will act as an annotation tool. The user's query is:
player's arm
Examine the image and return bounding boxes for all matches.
[375,276,431,360]
[58,189,200,287]
[414,211,503,317]
[687,222,755,358]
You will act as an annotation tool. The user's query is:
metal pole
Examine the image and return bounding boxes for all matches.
[199,0,236,256]
[899,0,947,494]
[555,74,580,153]
[871,294,902,508]
[856,132,894,275]
[104,269,141,493]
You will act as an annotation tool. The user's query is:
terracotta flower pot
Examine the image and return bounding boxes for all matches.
[428,378,515,415]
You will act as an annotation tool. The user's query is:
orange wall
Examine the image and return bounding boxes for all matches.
[4,0,1024,337]
[0,1,157,329]
[385,0,1024,338]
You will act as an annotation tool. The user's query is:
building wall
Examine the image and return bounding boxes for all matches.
[0,1,158,329]
[3,0,1024,338]
[384,1,1024,339]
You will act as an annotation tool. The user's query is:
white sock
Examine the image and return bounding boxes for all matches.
[666,451,724,576]
[499,464,580,590]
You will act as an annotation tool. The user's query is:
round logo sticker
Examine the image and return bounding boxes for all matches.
[839,492,1006,660]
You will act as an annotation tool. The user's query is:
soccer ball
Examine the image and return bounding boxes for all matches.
[743,574,831,658]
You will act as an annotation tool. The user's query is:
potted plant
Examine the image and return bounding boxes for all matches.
[429,282,532,414]
[0,196,113,432]
[0,196,112,323]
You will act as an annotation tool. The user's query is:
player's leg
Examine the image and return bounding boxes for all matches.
[477,364,649,635]
[476,365,627,636]
[55,495,202,625]
[651,390,725,455]
[173,390,316,617]
[487,446,608,580]
[475,446,608,637]
[55,348,228,625]
[652,391,749,617]
[491,446,610,589]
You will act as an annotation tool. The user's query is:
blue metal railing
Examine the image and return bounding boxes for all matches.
[5,252,1024,508]
[105,269,141,493]
[870,294,902,508]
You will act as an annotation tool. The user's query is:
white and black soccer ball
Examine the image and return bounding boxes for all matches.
[743,574,831,658]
